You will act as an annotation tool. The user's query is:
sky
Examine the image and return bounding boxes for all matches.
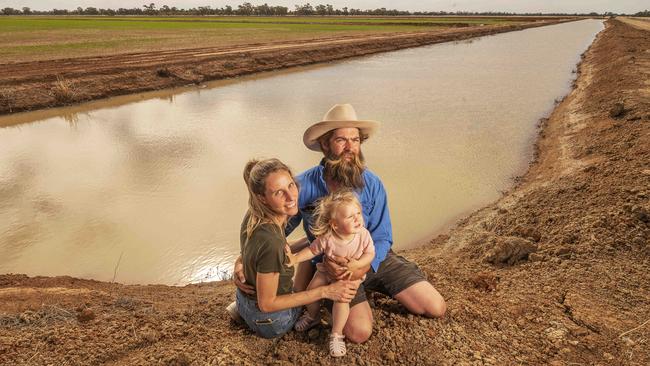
[1,1,646,14]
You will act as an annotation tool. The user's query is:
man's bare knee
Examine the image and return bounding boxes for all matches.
[425,298,447,318]
[345,323,372,344]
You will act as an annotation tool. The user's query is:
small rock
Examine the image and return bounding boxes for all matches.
[307,328,320,341]
[482,236,537,265]
[603,352,614,360]
[76,308,95,323]
[386,351,396,362]
[470,272,499,292]
[516,318,526,328]
[609,103,625,118]
[622,337,636,346]
[473,351,482,360]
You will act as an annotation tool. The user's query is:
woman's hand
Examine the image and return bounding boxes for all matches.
[322,279,360,303]
[233,256,255,295]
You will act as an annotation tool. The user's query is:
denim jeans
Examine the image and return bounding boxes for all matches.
[236,289,300,339]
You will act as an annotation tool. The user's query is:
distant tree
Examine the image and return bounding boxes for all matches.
[272,6,288,15]
[255,3,271,15]
[2,7,20,15]
[22,7,31,15]
[294,3,314,15]
[224,5,233,15]
[237,2,254,15]
[197,6,211,15]
[635,10,650,16]
[84,7,99,15]
[143,3,157,15]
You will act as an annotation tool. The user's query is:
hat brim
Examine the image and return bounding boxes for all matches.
[303,120,379,152]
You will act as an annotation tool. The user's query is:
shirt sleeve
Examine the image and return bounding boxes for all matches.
[309,237,324,256]
[366,177,393,272]
[361,229,375,256]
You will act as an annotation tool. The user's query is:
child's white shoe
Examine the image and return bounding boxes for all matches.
[329,333,346,357]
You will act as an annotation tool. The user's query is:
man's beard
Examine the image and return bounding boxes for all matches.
[323,150,366,190]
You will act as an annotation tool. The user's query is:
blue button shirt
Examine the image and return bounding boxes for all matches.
[286,164,393,272]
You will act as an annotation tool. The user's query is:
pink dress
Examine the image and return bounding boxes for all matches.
[309,228,375,281]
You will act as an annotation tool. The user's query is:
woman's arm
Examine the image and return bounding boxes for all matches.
[256,272,358,313]
[287,236,310,253]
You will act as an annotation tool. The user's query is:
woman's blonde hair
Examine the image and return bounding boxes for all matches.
[243,158,297,239]
[311,189,362,237]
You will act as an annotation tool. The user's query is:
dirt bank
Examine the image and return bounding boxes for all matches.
[0,19,571,116]
[1,18,648,365]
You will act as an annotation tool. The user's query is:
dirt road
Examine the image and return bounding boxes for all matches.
[0,19,569,116]
[1,18,648,366]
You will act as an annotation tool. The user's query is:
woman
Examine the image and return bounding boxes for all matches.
[234,158,358,339]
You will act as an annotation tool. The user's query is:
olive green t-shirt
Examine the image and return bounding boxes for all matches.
[240,217,295,300]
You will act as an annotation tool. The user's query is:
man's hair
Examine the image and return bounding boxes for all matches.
[317,128,369,152]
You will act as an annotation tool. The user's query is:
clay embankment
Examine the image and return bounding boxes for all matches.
[0,18,648,365]
[0,19,571,116]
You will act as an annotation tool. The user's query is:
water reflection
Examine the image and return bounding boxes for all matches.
[0,20,603,285]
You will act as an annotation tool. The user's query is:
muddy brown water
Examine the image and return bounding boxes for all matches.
[0,20,603,285]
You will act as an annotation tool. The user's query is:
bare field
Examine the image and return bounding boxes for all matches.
[0,15,531,63]
[0,17,572,115]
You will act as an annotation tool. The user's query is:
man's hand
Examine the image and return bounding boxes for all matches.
[342,258,370,281]
[233,256,255,295]
[322,254,349,280]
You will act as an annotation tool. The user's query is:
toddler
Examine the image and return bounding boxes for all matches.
[288,189,374,357]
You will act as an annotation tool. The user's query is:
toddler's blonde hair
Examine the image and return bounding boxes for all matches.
[311,189,362,237]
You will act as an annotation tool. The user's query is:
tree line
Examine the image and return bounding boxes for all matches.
[1,3,643,17]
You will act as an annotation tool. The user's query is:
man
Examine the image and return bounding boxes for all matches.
[233,104,446,343]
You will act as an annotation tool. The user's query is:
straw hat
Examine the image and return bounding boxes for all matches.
[303,104,380,152]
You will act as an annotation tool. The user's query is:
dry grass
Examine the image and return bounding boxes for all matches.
[0,89,14,112]
[51,75,76,103]
[0,305,75,328]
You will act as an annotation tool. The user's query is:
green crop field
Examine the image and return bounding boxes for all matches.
[0,16,520,63]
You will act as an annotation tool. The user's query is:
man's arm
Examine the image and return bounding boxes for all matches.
[365,177,393,272]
